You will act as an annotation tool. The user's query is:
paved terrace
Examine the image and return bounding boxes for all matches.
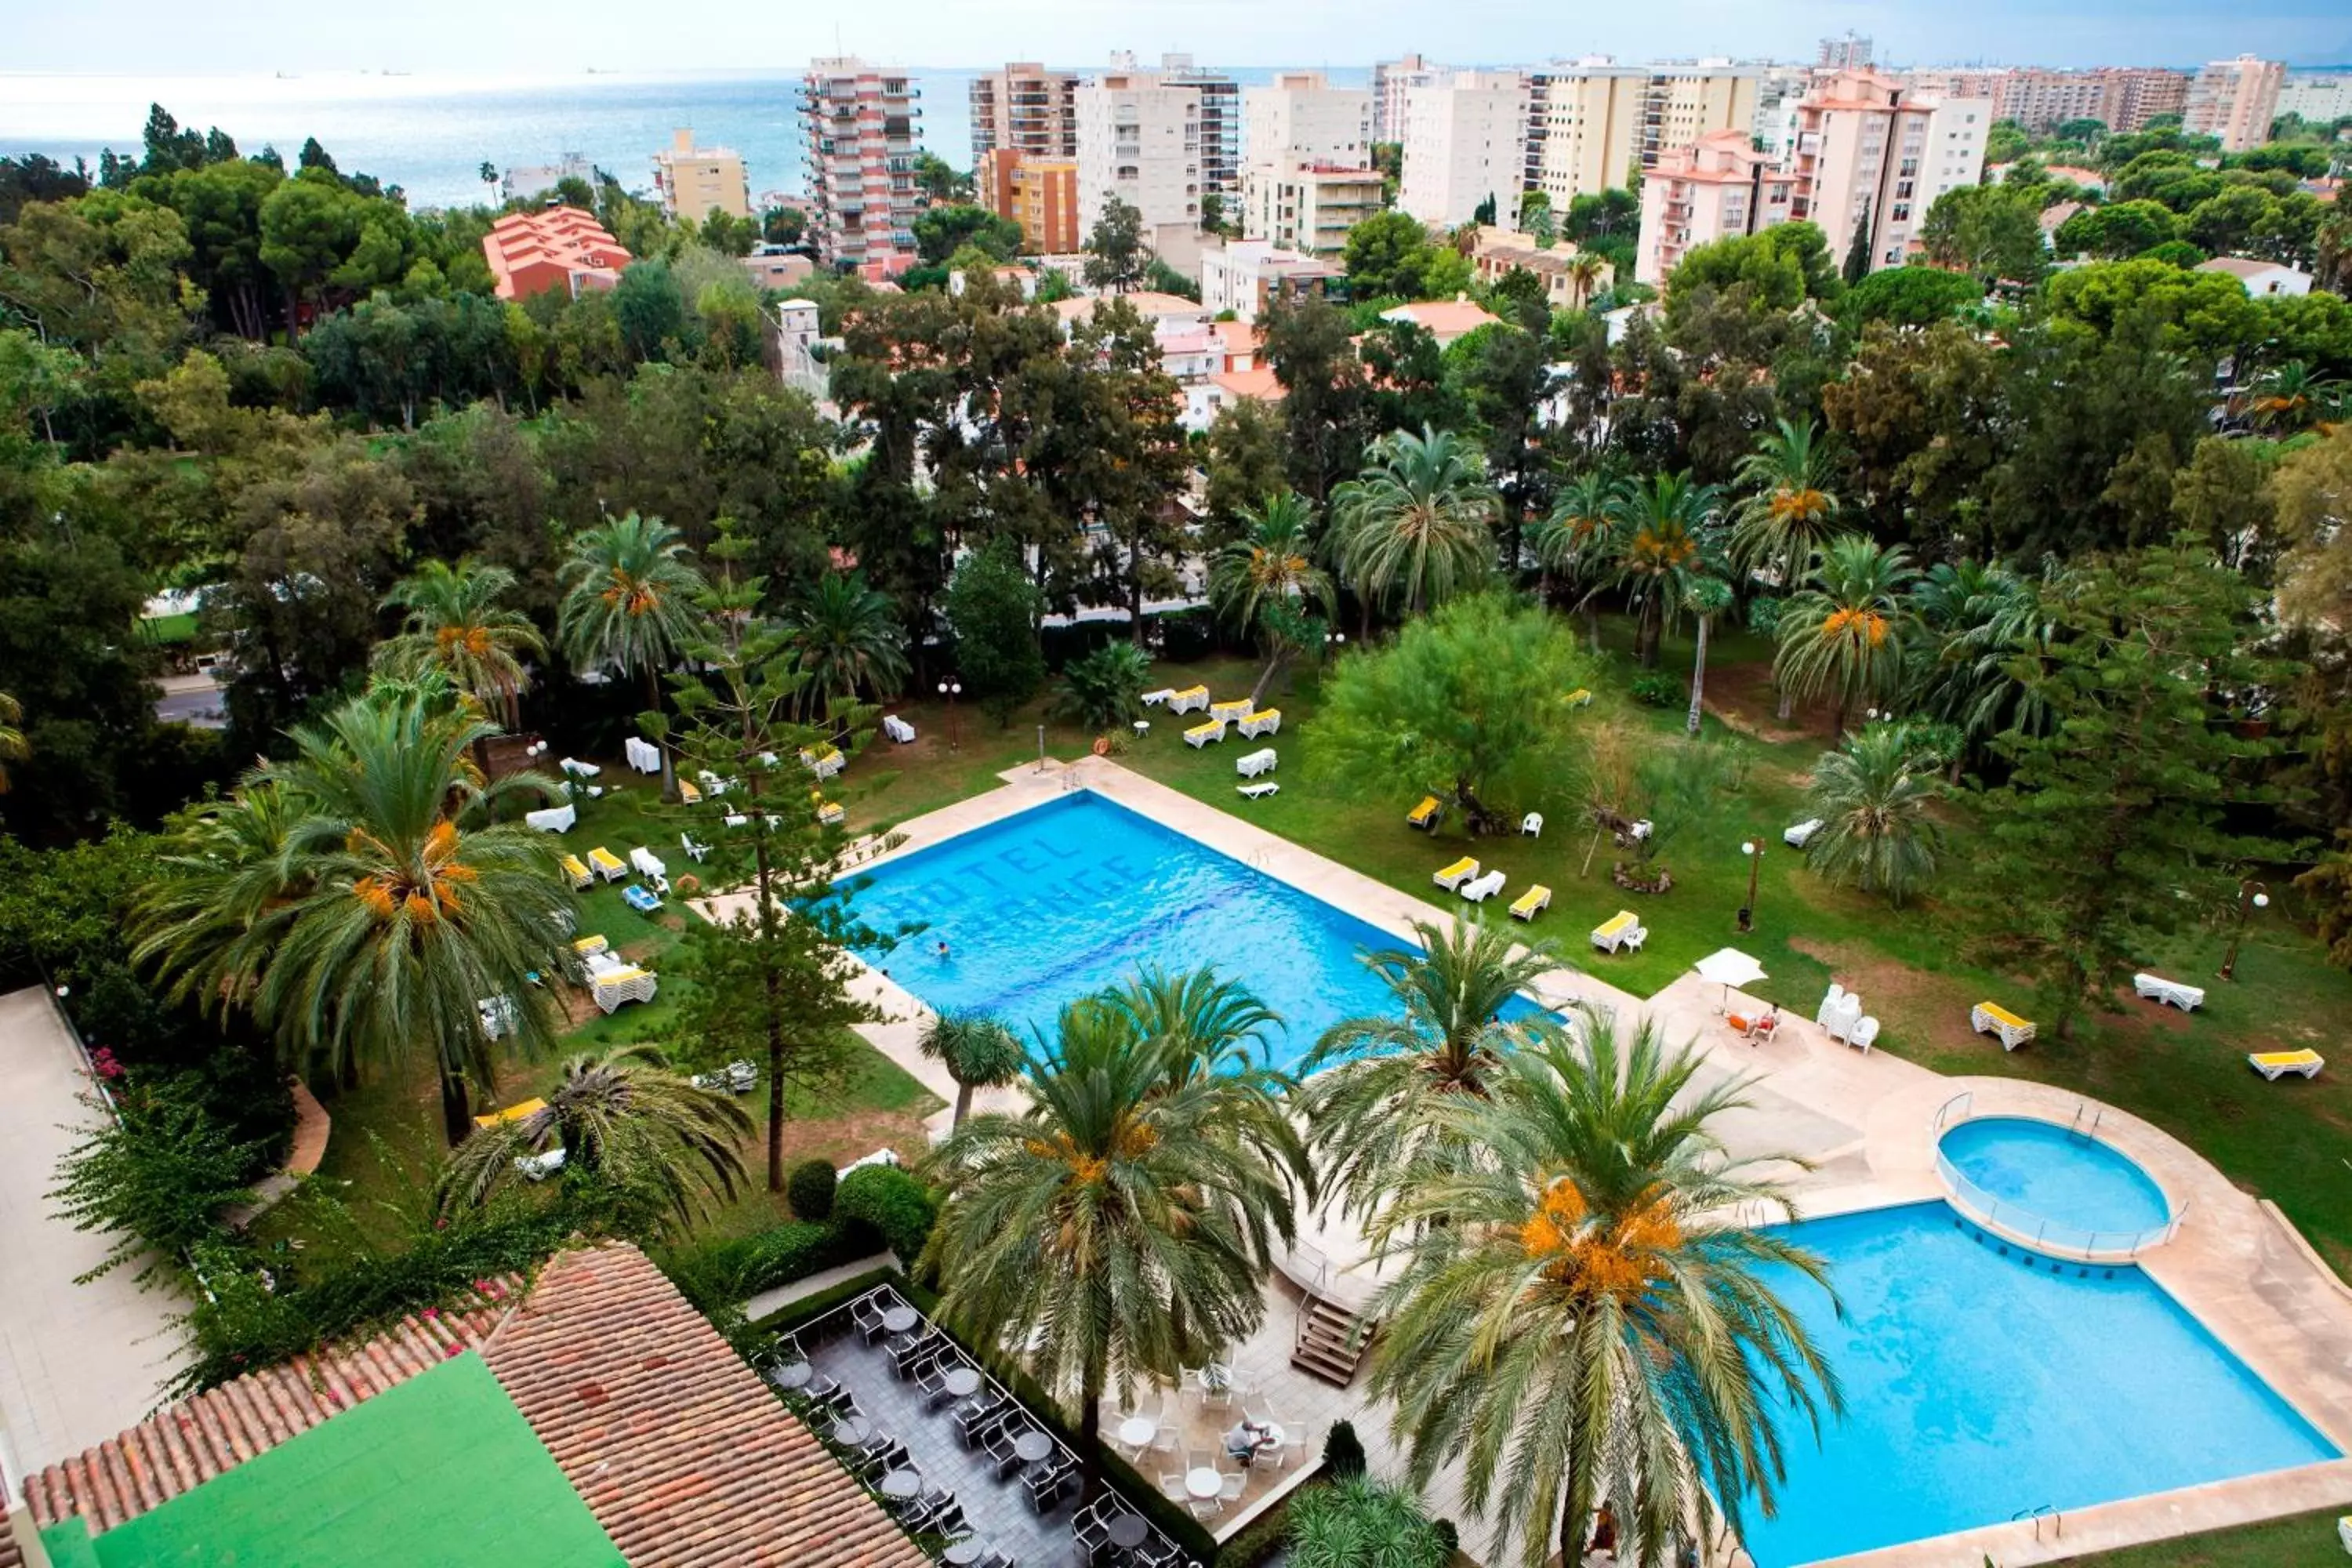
[0,986,187,1487]
[797,760,2352,1566]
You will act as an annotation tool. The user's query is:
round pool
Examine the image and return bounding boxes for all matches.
[1938,1116,2171,1240]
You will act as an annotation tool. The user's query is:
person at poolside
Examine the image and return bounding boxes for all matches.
[1223,1418,1276,1465]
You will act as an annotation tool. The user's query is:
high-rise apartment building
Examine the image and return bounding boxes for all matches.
[2185,55,2286,151]
[798,59,923,281]
[978,149,1080,252]
[1753,66,1815,159]
[1635,129,1794,285]
[1157,54,1243,206]
[1246,164,1385,253]
[2276,71,2352,123]
[1241,71,1374,249]
[968,63,1080,167]
[1522,59,1762,209]
[1818,33,1873,71]
[1399,71,1528,228]
[1787,70,1987,275]
[1896,67,2188,133]
[652,129,750,221]
[1244,72,1373,169]
[1371,54,1450,143]
[1076,62,1207,242]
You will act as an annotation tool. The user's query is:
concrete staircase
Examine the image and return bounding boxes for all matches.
[1290,1290,1375,1385]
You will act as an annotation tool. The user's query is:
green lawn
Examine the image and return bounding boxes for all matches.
[1114,630,2352,1275]
[267,779,940,1255]
[2067,1508,2349,1566]
[139,612,198,645]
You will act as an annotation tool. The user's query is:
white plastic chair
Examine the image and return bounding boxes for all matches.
[1521,812,1543,837]
[1849,1016,1881,1053]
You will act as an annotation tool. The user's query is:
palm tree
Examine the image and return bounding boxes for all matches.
[2246,360,2342,434]
[1904,559,2057,760]
[917,1009,1025,1129]
[789,571,909,713]
[1298,917,1563,1223]
[557,512,708,800]
[1730,418,1842,590]
[139,679,576,1145]
[1607,471,1719,669]
[0,691,27,793]
[1529,470,1627,652]
[1564,252,1608,311]
[133,778,303,1029]
[920,989,1296,1500]
[1803,724,1947,906]
[437,1044,753,1229]
[1330,425,1498,623]
[375,560,545,775]
[1682,574,1735,737]
[1209,490,1337,705]
[1095,965,1310,1189]
[1772,535,1918,735]
[1365,1014,1840,1568]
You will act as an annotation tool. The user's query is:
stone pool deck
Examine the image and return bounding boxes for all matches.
[804,759,2352,1567]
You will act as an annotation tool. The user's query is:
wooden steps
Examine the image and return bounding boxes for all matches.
[1290,1290,1374,1385]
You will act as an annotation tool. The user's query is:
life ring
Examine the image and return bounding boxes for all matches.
[1092,735,1111,757]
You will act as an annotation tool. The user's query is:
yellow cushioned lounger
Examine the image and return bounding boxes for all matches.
[818,801,846,826]
[560,854,591,889]
[2249,1048,2323,1080]
[572,934,609,956]
[1510,884,1551,921]
[472,1097,546,1130]
[679,779,702,804]
[1433,856,1478,890]
[587,847,626,879]
[1406,795,1440,829]
[1566,688,1592,707]
[1978,1001,2030,1030]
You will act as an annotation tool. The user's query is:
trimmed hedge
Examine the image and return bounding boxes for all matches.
[747,1269,1314,1566]
[659,1219,866,1314]
[835,1163,937,1262]
[786,1159,837,1221]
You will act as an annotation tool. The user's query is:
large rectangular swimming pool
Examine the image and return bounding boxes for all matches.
[844,792,1540,1068]
[1741,1203,2339,1566]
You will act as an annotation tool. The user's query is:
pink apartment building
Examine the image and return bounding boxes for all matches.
[800,58,924,280]
[1635,132,1795,285]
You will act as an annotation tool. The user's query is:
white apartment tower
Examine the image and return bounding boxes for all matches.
[968,63,1081,165]
[1522,59,1763,209]
[1371,54,1450,143]
[1399,71,1528,229]
[1787,70,1987,275]
[1242,71,1375,250]
[1076,64,1207,241]
[798,59,923,280]
[2185,55,2286,152]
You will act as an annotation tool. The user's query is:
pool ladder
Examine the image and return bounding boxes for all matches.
[2012,1503,2063,1541]
[2066,1102,2104,1144]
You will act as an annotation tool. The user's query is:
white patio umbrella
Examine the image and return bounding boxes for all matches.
[1693,947,1769,1014]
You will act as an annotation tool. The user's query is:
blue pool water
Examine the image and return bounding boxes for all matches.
[1940,1117,2172,1235]
[842,793,1541,1067]
[1740,1203,2337,1567]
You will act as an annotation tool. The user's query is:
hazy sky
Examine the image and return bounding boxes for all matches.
[7,0,2347,72]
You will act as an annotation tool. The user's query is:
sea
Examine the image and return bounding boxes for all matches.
[1,66,1370,212]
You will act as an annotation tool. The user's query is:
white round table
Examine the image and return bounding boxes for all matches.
[1185,1466,1223,1501]
[1116,1414,1157,1450]
[1132,720,1151,737]
[880,1468,921,1501]
[1013,1431,1054,1464]
[944,1367,982,1399]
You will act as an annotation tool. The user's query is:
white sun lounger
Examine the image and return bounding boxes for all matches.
[1784,818,1824,848]
[629,847,666,882]
[559,757,601,779]
[1460,869,1506,902]
[524,804,576,833]
[2132,972,2204,1011]
[1236,748,1277,779]
[1237,781,1279,800]
[883,714,917,744]
[623,736,662,775]
[1141,688,1176,708]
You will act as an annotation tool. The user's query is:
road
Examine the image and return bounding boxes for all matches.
[0,986,187,1487]
[153,672,226,729]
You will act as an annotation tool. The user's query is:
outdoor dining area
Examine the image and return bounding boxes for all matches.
[761,1287,1202,1568]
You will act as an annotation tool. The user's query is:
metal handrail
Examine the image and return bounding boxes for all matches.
[2012,1502,2063,1541]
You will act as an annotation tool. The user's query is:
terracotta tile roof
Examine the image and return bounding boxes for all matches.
[23,1279,520,1534]
[481,1243,927,1568]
